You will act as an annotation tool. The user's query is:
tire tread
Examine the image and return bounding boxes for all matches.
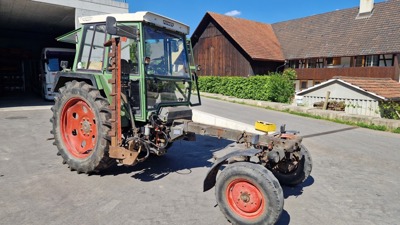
[51,81,115,174]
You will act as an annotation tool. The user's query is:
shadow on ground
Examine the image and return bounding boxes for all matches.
[276,210,290,225]
[282,176,315,198]
[99,135,234,180]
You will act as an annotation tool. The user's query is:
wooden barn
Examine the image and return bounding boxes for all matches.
[190,12,285,76]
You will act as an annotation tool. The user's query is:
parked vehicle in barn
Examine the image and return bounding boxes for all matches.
[40,48,75,100]
[50,12,312,225]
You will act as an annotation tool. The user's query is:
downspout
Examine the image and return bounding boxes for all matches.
[276,60,287,73]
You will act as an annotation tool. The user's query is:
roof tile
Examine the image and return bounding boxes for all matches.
[207,12,284,61]
[272,0,400,59]
[336,76,400,99]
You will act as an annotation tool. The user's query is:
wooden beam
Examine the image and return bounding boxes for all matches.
[394,54,399,81]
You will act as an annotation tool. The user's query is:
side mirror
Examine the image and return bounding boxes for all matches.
[106,16,117,35]
[60,61,68,70]
[106,16,137,39]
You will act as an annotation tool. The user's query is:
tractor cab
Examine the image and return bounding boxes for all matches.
[57,12,201,123]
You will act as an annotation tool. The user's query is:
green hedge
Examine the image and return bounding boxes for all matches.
[380,100,400,120]
[198,69,296,103]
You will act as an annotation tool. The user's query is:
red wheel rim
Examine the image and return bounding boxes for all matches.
[60,97,98,159]
[226,178,266,219]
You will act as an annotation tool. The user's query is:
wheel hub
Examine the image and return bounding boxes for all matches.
[226,179,265,218]
[60,98,98,159]
[81,118,92,136]
[240,192,251,203]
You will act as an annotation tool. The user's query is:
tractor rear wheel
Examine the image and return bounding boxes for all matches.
[215,162,284,225]
[271,144,312,186]
[51,81,115,173]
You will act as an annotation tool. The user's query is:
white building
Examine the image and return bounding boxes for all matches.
[296,77,400,117]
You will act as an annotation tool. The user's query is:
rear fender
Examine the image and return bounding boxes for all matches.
[54,73,98,92]
[203,148,262,192]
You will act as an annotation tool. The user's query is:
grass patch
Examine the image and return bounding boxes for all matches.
[393,127,400,134]
[357,123,387,131]
[284,110,323,120]
[286,109,388,131]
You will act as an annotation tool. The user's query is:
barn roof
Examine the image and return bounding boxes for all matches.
[272,0,400,59]
[191,12,285,61]
[297,77,400,100]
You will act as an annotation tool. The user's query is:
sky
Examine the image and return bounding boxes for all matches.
[128,0,387,35]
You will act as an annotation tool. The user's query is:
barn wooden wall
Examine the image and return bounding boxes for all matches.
[193,23,253,76]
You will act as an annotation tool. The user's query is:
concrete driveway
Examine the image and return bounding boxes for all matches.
[1,95,400,225]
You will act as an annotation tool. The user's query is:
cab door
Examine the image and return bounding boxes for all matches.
[186,39,201,106]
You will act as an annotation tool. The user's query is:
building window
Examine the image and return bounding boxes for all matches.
[326,57,341,67]
[313,80,322,86]
[300,80,308,90]
[307,59,316,68]
[299,59,306,69]
[316,58,324,68]
[365,55,379,67]
[341,57,351,67]
[379,54,394,67]
[355,55,381,67]
[288,60,299,69]
[355,56,364,67]
[307,58,324,68]
[398,54,400,66]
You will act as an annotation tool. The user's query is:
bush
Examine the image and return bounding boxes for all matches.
[379,100,400,120]
[197,69,296,103]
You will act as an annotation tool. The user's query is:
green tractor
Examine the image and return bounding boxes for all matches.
[51,12,312,225]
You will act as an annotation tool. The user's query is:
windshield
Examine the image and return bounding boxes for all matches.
[46,51,75,72]
[143,25,189,77]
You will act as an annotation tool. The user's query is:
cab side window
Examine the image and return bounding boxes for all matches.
[78,24,106,71]
[106,34,139,75]
[121,38,139,75]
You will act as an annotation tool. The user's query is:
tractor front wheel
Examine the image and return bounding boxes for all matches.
[215,162,284,225]
[51,81,114,173]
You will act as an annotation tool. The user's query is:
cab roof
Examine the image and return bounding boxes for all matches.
[78,11,189,35]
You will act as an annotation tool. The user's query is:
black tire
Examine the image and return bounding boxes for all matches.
[51,80,115,173]
[215,162,284,225]
[271,144,312,186]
